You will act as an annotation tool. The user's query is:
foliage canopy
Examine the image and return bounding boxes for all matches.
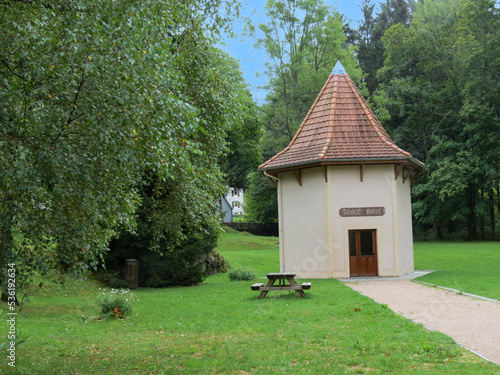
[379,0,500,239]
[0,0,244,286]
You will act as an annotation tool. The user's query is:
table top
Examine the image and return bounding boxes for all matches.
[266,273,296,279]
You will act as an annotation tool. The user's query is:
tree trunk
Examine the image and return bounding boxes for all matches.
[490,187,496,240]
[0,210,14,302]
[497,180,500,215]
[436,224,443,241]
[480,187,485,240]
[467,183,477,240]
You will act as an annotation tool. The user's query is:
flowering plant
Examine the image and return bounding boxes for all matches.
[96,288,138,320]
[112,307,123,318]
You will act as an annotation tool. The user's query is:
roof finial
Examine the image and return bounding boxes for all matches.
[331,61,347,75]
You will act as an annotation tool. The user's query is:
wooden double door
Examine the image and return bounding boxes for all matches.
[349,229,378,277]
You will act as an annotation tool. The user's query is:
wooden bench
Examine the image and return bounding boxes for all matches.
[251,283,265,291]
[251,273,311,299]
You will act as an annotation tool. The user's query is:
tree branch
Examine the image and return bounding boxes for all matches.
[49,72,86,150]
[0,58,25,81]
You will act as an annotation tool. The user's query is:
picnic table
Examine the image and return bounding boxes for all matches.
[251,273,311,299]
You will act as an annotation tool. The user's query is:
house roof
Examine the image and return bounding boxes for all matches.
[259,62,424,174]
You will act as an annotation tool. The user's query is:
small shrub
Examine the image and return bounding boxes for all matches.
[228,268,256,281]
[96,288,138,320]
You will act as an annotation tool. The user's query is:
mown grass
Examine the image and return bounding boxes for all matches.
[1,231,499,374]
[231,216,247,223]
[414,242,500,300]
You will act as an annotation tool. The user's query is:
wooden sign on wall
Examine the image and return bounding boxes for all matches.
[339,207,385,217]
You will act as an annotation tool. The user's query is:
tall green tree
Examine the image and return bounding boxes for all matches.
[0,0,242,289]
[248,0,360,153]
[453,0,500,239]
[356,0,415,96]
[218,57,262,190]
[244,0,360,223]
[379,0,500,239]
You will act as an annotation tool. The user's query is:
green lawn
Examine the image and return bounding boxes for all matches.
[414,242,500,301]
[232,216,246,223]
[1,231,499,374]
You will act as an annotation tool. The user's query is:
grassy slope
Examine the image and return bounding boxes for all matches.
[414,242,500,300]
[0,231,498,374]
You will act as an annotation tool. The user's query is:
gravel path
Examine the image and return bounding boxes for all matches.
[344,279,500,365]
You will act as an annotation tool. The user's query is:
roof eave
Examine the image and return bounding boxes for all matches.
[259,157,425,174]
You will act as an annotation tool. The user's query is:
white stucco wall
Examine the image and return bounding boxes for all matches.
[329,165,395,277]
[394,174,415,275]
[278,164,415,279]
[278,168,329,278]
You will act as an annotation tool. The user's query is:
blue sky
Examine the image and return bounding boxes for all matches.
[219,0,381,103]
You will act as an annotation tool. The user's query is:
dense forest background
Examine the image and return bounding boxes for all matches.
[243,0,500,241]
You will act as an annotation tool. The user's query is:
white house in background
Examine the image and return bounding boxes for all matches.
[258,61,424,279]
[225,188,244,217]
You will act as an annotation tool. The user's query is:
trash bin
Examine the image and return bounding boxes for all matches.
[125,259,139,289]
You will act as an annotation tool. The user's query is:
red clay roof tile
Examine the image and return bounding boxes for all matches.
[259,64,424,172]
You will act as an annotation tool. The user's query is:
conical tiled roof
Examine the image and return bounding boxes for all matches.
[259,62,424,173]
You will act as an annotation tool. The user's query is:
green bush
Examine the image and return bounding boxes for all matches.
[228,268,256,281]
[103,173,227,288]
[105,225,221,288]
[139,232,217,287]
[96,288,138,319]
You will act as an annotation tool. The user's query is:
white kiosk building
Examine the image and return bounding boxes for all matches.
[259,62,424,279]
